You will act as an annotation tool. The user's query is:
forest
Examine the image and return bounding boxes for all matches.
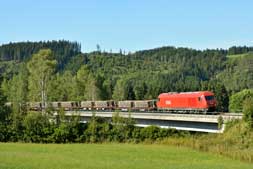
[0,40,253,113]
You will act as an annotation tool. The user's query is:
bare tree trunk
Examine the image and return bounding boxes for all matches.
[41,78,46,113]
[41,80,44,112]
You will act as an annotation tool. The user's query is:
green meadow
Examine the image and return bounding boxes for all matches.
[0,143,252,169]
[227,52,253,58]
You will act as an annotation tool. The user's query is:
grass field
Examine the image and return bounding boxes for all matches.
[0,143,252,169]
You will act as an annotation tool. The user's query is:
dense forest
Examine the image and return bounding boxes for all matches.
[0,40,81,70]
[0,40,253,113]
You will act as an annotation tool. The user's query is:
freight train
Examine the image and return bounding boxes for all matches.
[7,91,217,114]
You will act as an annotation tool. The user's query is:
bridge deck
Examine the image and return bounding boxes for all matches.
[53,111,242,133]
[61,111,242,123]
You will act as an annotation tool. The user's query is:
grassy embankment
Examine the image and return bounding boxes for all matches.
[0,143,252,169]
[160,121,253,163]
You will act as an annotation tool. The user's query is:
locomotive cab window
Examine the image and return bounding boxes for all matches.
[198,97,201,101]
[205,96,214,101]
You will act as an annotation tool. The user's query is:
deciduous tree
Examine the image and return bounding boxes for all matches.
[27,49,57,109]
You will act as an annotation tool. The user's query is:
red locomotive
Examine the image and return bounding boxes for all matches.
[156,91,216,113]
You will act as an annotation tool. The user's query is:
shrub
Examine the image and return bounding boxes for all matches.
[131,127,141,142]
[229,89,253,113]
[23,112,52,143]
[218,116,224,129]
[52,123,71,143]
[242,98,253,128]
[140,125,160,141]
[84,114,110,143]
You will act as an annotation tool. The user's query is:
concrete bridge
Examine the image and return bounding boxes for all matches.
[59,111,243,133]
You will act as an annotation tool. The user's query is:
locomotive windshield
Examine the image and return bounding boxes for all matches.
[205,96,214,101]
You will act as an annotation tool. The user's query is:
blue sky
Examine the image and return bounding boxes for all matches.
[0,0,253,52]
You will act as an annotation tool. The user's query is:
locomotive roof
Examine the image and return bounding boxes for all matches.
[158,91,214,98]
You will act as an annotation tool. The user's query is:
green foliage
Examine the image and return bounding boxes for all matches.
[0,87,10,123]
[218,116,223,129]
[134,81,147,100]
[52,123,71,143]
[2,63,29,117]
[161,120,253,163]
[215,84,229,112]
[84,74,101,100]
[202,81,229,112]
[48,71,78,101]
[23,112,53,143]
[227,53,249,58]
[80,113,178,143]
[0,79,13,142]
[0,61,22,79]
[51,109,82,143]
[228,46,253,55]
[217,52,253,93]
[10,111,179,144]
[0,40,81,70]
[111,112,130,142]
[75,65,101,100]
[76,65,90,97]
[242,98,253,128]
[64,53,88,73]
[140,125,160,140]
[87,47,227,100]
[84,113,111,143]
[229,89,253,113]
[27,49,57,107]
[1,42,252,109]
[112,78,127,100]
[1,43,249,112]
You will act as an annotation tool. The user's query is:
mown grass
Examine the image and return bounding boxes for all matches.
[0,143,252,169]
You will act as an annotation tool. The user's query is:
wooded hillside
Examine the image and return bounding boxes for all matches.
[1,41,253,112]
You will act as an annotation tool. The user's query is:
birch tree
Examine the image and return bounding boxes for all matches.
[27,49,57,110]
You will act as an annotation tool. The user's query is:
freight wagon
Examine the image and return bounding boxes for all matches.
[94,101,115,110]
[80,101,94,110]
[133,100,156,111]
[49,101,79,110]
